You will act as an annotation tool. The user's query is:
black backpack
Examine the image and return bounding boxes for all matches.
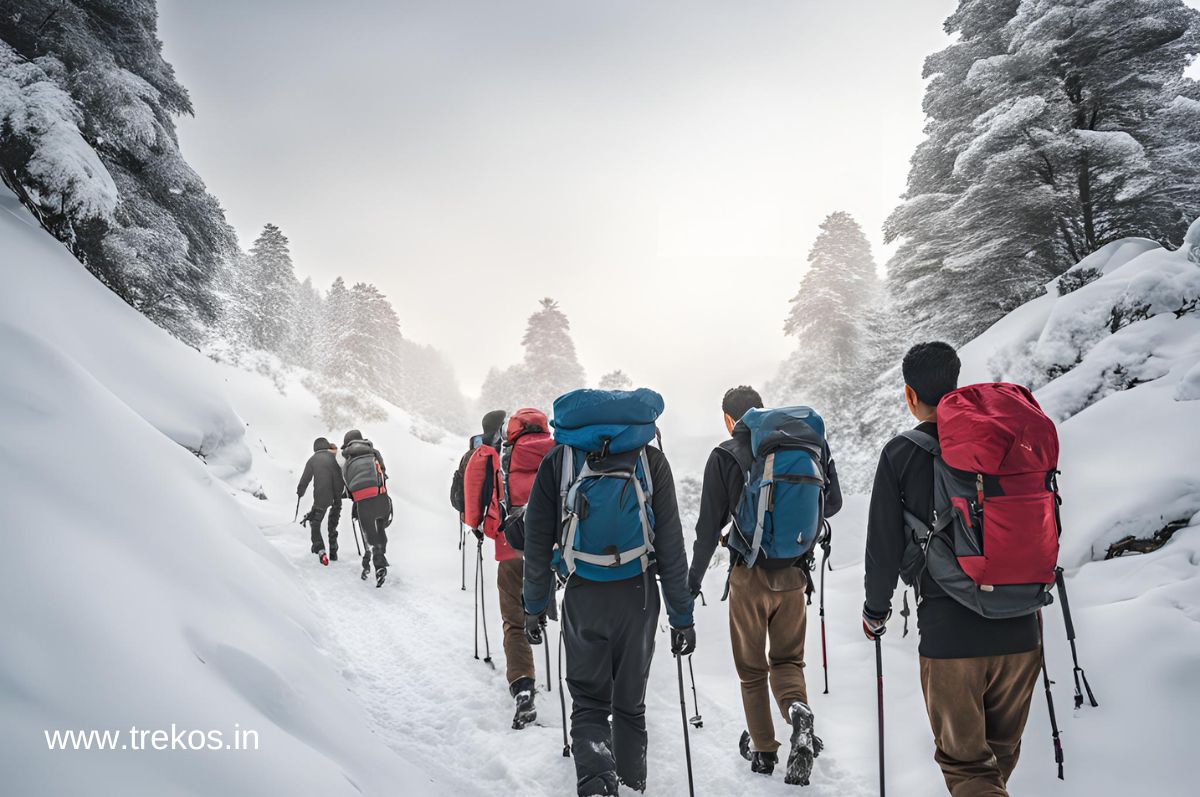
[449,434,484,513]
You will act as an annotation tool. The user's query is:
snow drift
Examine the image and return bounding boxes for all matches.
[0,188,440,795]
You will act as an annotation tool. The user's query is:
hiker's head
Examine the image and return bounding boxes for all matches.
[902,341,960,420]
[481,409,506,441]
[721,385,763,435]
[343,429,364,448]
[313,436,330,453]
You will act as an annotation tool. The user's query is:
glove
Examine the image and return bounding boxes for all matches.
[524,612,546,645]
[862,605,890,640]
[670,625,696,656]
[472,527,484,541]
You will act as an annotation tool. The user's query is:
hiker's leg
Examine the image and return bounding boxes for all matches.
[563,580,618,796]
[497,558,535,685]
[921,655,1007,797]
[327,499,341,554]
[358,497,388,569]
[308,505,327,553]
[765,567,809,719]
[610,576,658,791]
[728,565,779,753]
[983,649,1041,786]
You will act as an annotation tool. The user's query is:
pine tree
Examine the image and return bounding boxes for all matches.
[316,276,351,375]
[246,224,297,353]
[886,0,1200,344]
[284,277,321,366]
[599,370,633,390]
[0,1,238,343]
[479,298,586,412]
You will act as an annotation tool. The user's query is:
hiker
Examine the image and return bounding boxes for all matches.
[523,388,695,797]
[463,408,557,729]
[687,386,842,786]
[297,436,345,565]
[450,412,500,519]
[342,429,393,587]
[862,342,1045,796]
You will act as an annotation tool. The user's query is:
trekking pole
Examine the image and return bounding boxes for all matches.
[476,539,494,669]
[820,528,831,695]
[875,635,886,797]
[1055,567,1098,709]
[293,495,301,523]
[351,514,362,557]
[458,520,466,591]
[675,653,696,797]
[1038,612,1065,780]
[557,603,570,758]
[473,534,480,661]
[687,655,703,728]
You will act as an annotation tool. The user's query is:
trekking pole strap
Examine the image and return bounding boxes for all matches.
[1055,567,1099,708]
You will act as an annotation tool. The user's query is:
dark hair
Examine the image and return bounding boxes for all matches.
[902,342,961,406]
[722,385,763,422]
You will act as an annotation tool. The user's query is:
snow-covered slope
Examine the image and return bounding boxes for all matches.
[0,189,441,795]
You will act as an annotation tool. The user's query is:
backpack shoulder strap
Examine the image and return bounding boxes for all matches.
[899,429,941,456]
[638,447,654,502]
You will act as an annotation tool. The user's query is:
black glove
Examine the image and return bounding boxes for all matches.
[473,527,484,541]
[862,604,890,640]
[670,625,696,656]
[524,612,546,645]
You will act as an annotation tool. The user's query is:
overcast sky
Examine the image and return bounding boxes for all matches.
[158,0,965,443]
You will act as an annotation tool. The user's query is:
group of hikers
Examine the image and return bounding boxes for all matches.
[300,340,1094,797]
[296,430,394,587]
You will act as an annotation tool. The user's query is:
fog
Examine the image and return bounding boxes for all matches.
[160,0,957,452]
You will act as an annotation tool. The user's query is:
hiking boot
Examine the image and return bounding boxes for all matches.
[329,549,338,562]
[510,677,537,730]
[361,553,371,581]
[739,730,777,775]
[318,551,329,566]
[784,701,817,786]
[577,771,619,796]
[375,566,387,588]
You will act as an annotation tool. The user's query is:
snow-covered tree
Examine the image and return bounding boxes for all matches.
[316,276,351,375]
[0,2,237,343]
[245,224,297,353]
[482,298,586,412]
[886,0,1200,344]
[284,277,321,366]
[599,370,633,390]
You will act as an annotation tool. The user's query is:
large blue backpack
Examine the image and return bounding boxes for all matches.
[551,388,664,582]
[729,406,828,566]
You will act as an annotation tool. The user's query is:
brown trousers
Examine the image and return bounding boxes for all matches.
[920,649,1042,797]
[728,564,809,753]
[497,558,535,685]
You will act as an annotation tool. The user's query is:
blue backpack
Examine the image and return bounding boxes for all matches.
[729,406,829,566]
[551,388,664,582]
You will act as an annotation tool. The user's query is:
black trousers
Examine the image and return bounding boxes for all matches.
[563,574,659,795]
[306,500,341,554]
[355,494,391,569]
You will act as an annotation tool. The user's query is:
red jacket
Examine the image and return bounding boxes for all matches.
[464,445,513,560]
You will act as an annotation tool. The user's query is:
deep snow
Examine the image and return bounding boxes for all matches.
[3,185,1199,795]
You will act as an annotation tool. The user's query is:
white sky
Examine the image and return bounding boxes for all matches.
[158,0,1198,444]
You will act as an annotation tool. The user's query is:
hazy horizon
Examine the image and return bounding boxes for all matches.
[156,1,974,442]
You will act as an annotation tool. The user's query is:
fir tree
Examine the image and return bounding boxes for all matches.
[245,224,296,353]
[886,0,1200,344]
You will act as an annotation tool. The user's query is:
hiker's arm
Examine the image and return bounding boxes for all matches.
[521,448,560,617]
[649,452,695,629]
[687,449,734,595]
[823,443,843,518]
[863,448,904,617]
[333,462,345,497]
[297,459,313,497]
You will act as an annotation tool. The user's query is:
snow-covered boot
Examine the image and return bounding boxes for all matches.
[361,552,371,581]
[577,771,619,796]
[510,676,537,730]
[784,701,818,786]
[375,566,387,588]
[739,730,778,775]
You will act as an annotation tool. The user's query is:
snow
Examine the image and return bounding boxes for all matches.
[3,181,1199,796]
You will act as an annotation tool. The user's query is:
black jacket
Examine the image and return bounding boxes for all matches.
[523,445,695,629]
[687,433,843,594]
[297,450,345,508]
[863,422,1039,658]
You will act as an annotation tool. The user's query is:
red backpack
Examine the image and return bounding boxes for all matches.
[899,383,1060,617]
[499,408,555,550]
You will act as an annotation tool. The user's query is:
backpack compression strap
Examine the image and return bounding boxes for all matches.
[560,448,655,575]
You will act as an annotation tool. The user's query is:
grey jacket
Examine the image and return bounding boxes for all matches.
[298,450,345,508]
